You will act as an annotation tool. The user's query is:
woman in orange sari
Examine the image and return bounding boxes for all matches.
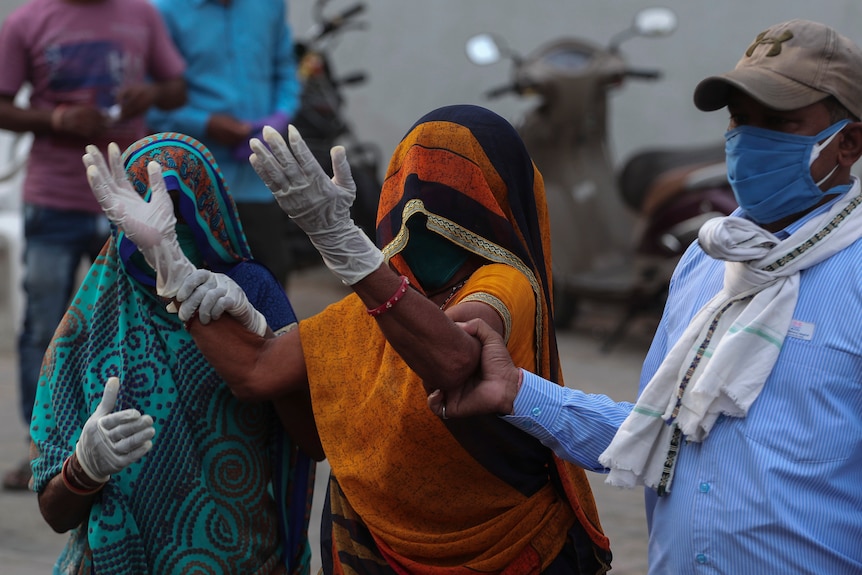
[88,105,613,574]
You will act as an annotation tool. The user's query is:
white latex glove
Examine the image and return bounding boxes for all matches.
[249,125,383,285]
[75,377,155,483]
[175,269,267,336]
[83,143,196,298]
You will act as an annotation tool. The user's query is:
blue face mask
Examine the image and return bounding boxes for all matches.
[725,119,850,224]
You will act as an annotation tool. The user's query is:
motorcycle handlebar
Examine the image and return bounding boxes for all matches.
[485,85,515,99]
[485,81,542,99]
[624,69,662,80]
[337,71,368,87]
[315,3,366,41]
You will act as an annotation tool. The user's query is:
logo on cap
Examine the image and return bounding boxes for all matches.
[745,30,793,57]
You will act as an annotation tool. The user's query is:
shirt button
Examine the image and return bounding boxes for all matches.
[696,553,707,564]
[531,407,541,417]
[699,482,710,493]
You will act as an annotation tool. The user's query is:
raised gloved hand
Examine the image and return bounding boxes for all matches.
[83,143,196,298]
[175,269,267,336]
[249,124,383,285]
[75,377,155,483]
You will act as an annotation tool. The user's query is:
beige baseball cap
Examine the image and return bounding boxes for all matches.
[694,19,862,120]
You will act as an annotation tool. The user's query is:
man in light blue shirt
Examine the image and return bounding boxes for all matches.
[429,19,862,574]
[147,0,300,286]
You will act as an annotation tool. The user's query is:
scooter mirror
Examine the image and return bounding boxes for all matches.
[466,34,502,66]
[633,7,678,38]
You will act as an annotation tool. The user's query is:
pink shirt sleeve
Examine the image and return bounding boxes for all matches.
[0,10,29,96]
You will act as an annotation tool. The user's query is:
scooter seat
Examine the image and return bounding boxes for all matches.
[618,143,725,211]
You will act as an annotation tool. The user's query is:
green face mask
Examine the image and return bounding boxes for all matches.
[401,216,469,292]
[175,223,204,267]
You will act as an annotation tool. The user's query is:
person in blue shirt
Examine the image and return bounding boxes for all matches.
[147,0,300,287]
[427,19,862,575]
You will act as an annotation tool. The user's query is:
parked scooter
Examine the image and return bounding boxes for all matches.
[289,0,383,271]
[466,7,737,350]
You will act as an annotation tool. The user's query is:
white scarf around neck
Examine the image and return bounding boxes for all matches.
[598,179,862,495]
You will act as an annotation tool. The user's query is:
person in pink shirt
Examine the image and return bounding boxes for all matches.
[0,0,186,491]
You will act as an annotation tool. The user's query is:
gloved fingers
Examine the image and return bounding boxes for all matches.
[205,291,234,322]
[146,161,179,234]
[111,424,156,455]
[106,142,129,191]
[86,163,123,220]
[124,440,154,463]
[246,309,268,338]
[176,270,216,323]
[176,269,214,302]
[105,143,146,207]
[260,125,293,168]
[94,377,120,418]
[286,125,329,182]
[98,408,147,433]
[248,139,278,190]
[249,137,304,196]
[82,144,110,182]
[108,423,155,451]
[274,125,322,186]
[178,294,203,322]
[257,128,308,188]
[330,145,356,194]
[198,286,231,324]
[146,161,168,201]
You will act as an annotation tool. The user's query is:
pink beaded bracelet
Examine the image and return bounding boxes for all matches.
[367,275,410,317]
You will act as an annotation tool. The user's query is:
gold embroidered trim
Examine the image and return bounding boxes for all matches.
[459,293,512,343]
[383,199,544,369]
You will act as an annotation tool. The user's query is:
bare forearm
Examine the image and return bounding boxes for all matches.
[188,314,322,455]
[187,314,308,400]
[0,98,52,135]
[37,454,101,533]
[152,78,186,110]
[351,265,483,390]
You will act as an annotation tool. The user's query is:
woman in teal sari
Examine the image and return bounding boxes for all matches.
[29,132,314,575]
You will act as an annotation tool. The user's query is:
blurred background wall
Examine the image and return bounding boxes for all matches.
[286,0,862,176]
[2,0,861,178]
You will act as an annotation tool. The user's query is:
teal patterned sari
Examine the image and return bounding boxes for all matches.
[30,133,313,575]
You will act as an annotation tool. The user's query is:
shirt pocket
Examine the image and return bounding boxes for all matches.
[742,338,862,463]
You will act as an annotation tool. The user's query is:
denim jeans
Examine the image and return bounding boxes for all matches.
[17,205,109,426]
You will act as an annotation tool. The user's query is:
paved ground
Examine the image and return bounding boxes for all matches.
[0,266,654,574]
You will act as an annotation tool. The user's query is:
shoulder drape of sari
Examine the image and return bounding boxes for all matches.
[302,265,594,573]
[306,105,610,574]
